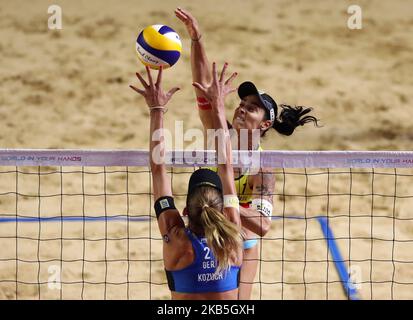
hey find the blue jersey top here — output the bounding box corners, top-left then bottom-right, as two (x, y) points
(165, 229), (240, 294)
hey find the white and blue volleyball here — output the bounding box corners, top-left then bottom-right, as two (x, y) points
(136, 24), (182, 69)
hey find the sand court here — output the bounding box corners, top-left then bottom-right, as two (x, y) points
(0, 0), (412, 299)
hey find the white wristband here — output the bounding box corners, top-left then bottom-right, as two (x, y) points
(223, 195), (239, 212)
(251, 198), (273, 220)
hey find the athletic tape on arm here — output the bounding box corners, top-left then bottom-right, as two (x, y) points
(224, 195), (239, 212)
(251, 198), (273, 220)
(197, 96), (212, 110)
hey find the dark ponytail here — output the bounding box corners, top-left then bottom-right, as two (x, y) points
(272, 104), (320, 136)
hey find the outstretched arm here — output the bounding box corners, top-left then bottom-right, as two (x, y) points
(193, 62), (239, 225)
(239, 170), (274, 237)
(129, 66), (183, 236)
(175, 8), (215, 140)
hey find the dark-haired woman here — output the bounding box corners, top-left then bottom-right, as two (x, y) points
(176, 7), (320, 299)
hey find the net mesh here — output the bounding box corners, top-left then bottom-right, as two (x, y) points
(0, 150), (413, 299)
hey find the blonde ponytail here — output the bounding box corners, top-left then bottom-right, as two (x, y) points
(187, 186), (242, 273)
(200, 206), (242, 273)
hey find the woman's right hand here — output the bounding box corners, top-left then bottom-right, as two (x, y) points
(174, 7), (202, 41)
(129, 66), (180, 109)
(192, 62), (237, 111)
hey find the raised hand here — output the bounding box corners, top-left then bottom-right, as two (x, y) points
(174, 7), (201, 41)
(129, 66), (180, 109)
(192, 62), (238, 110)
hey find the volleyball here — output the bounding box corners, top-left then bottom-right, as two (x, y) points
(136, 24), (182, 69)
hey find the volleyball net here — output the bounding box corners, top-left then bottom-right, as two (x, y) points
(0, 149), (413, 300)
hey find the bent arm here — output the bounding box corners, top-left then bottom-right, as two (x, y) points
(239, 170), (274, 236)
(239, 206), (271, 237)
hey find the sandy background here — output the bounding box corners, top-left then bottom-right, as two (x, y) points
(0, 0), (412, 299)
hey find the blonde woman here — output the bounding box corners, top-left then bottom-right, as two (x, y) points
(130, 63), (242, 299)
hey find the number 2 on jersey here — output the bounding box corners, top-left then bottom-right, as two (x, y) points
(203, 247), (211, 260)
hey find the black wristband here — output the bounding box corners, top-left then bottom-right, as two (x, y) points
(154, 196), (176, 219)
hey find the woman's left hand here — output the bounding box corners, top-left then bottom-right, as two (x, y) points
(192, 62), (237, 110)
(130, 66), (180, 108)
